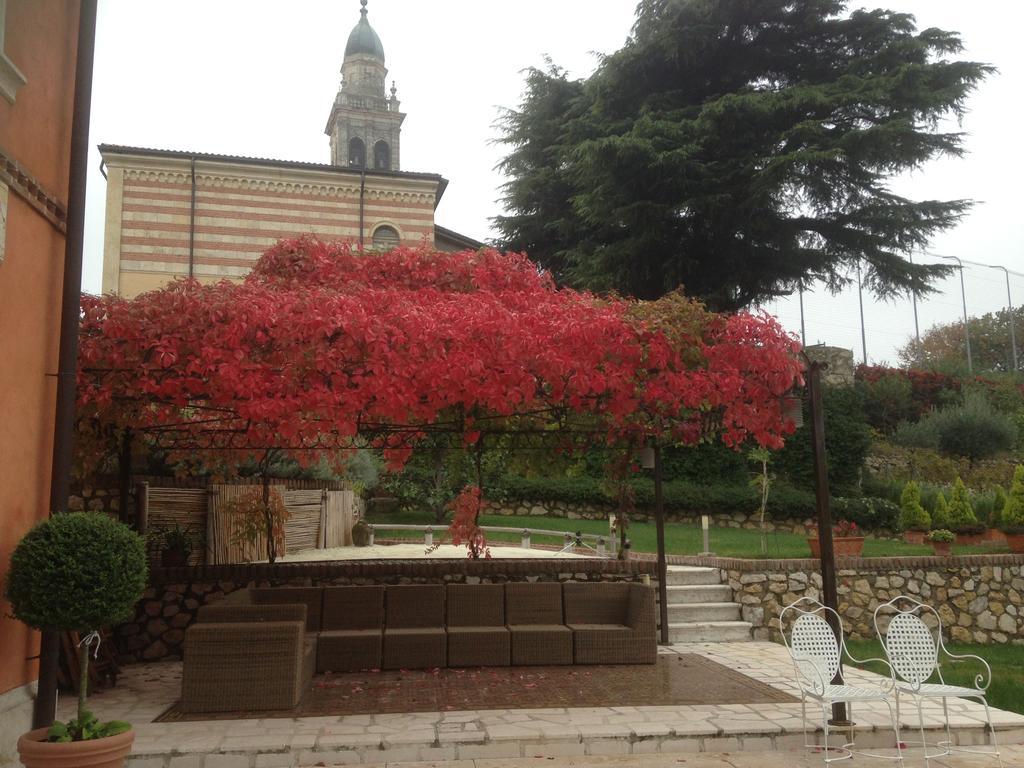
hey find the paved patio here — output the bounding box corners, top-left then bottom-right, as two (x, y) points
(62, 641), (1024, 768)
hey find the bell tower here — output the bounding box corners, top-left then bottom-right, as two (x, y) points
(326, 0), (404, 171)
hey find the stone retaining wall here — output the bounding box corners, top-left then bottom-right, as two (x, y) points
(116, 558), (655, 663)
(713, 554), (1024, 645)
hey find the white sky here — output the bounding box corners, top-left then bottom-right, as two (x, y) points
(84, 0), (1024, 366)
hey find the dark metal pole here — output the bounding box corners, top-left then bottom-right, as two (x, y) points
(807, 359), (848, 725)
(909, 252), (921, 348)
(34, 0), (98, 730)
(118, 429), (133, 525)
(653, 445), (669, 645)
(856, 262), (867, 365)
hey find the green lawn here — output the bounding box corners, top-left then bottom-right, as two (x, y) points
(845, 638), (1024, 716)
(365, 511), (1008, 559)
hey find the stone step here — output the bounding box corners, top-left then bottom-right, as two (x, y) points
(664, 566), (722, 586)
(666, 601), (742, 623)
(663, 584), (734, 604)
(667, 620), (753, 643)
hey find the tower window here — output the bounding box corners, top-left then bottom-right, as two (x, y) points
(348, 137), (366, 168)
(373, 140), (391, 170)
(371, 225), (400, 251)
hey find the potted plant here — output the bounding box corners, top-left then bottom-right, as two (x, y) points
(999, 465), (1024, 554)
(807, 519), (865, 557)
(351, 519), (371, 546)
(152, 523), (192, 567)
(5, 512), (147, 768)
(927, 528), (956, 557)
(899, 480), (931, 544)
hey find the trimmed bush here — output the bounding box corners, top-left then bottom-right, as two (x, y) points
(1000, 466), (1024, 533)
(991, 485), (1009, 529)
(774, 384), (872, 494)
(947, 477), (981, 534)
(5, 512), (147, 632)
(899, 481), (931, 532)
(931, 492), (951, 530)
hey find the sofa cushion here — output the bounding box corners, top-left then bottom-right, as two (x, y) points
(322, 585), (384, 631)
(251, 587), (323, 632)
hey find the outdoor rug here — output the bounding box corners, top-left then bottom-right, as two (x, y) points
(155, 654), (796, 721)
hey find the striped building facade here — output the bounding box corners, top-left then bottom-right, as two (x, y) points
(98, 2), (480, 298)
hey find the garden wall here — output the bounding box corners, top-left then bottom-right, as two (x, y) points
(115, 558), (655, 663)
(695, 553), (1024, 645)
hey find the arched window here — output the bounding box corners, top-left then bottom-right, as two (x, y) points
(373, 140), (391, 170)
(371, 225), (400, 251)
(348, 137), (366, 168)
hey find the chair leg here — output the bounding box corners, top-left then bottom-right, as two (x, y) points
(801, 693), (810, 750)
(979, 695), (1003, 768)
(882, 697), (905, 767)
(942, 697), (952, 756)
(916, 696), (931, 768)
(822, 703), (832, 766)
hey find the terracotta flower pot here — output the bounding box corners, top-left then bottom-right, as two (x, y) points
(984, 528), (1007, 544)
(903, 530), (926, 545)
(807, 536), (865, 558)
(18, 728), (133, 768)
(931, 541), (953, 557)
(1006, 533), (1024, 554)
(954, 531), (986, 547)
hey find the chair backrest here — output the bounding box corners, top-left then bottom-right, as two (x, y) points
(874, 596), (939, 686)
(505, 582), (564, 625)
(780, 597), (842, 695)
(386, 584), (444, 628)
(251, 587), (323, 632)
(446, 584), (504, 627)
(322, 585), (385, 631)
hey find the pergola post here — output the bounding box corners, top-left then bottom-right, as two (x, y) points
(654, 445), (669, 645)
(807, 359), (849, 725)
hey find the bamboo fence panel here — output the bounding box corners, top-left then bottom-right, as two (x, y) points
(324, 490), (358, 547)
(144, 487), (207, 566)
(282, 489), (323, 553)
(208, 483), (286, 564)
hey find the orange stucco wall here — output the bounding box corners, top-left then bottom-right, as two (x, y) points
(0, 0), (79, 697)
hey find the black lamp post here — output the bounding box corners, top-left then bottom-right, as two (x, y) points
(805, 357), (850, 726)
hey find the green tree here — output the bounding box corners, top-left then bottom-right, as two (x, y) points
(991, 485), (1008, 529)
(1000, 466), (1024, 532)
(899, 480), (930, 532)
(495, 0), (990, 310)
(898, 307), (1024, 374)
(946, 477), (979, 533)
(931, 491), (950, 530)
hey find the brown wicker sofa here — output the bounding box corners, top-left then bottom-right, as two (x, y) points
(181, 581), (656, 710)
(563, 582), (656, 664)
(181, 602), (314, 712)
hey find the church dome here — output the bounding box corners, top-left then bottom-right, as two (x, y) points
(344, 0), (385, 61)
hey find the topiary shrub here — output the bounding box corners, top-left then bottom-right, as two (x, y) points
(946, 477), (982, 534)
(1000, 466), (1024, 534)
(931, 492), (950, 530)
(990, 485), (1009, 529)
(5, 512), (146, 741)
(898, 481), (930, 532)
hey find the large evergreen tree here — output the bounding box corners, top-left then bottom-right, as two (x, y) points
(494, 0), (991, 311)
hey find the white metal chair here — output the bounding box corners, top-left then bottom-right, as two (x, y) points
(874, 595), (1002, 767)
(780, 597), (904, 766)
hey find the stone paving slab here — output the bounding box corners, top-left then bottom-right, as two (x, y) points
(59, 642), (1024, 768)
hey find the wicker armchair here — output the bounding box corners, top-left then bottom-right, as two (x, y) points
(383, 584), (446, 669)
(563, 582), (656, 664)
(505, 582), (572, 665)
(317, 586), (385, 672)
(250, 586), (323, 632)
(446, 584), (510, 667)
(181, 603), (314, 712)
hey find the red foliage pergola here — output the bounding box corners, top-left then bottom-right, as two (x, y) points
(78, 238), (803, 471)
